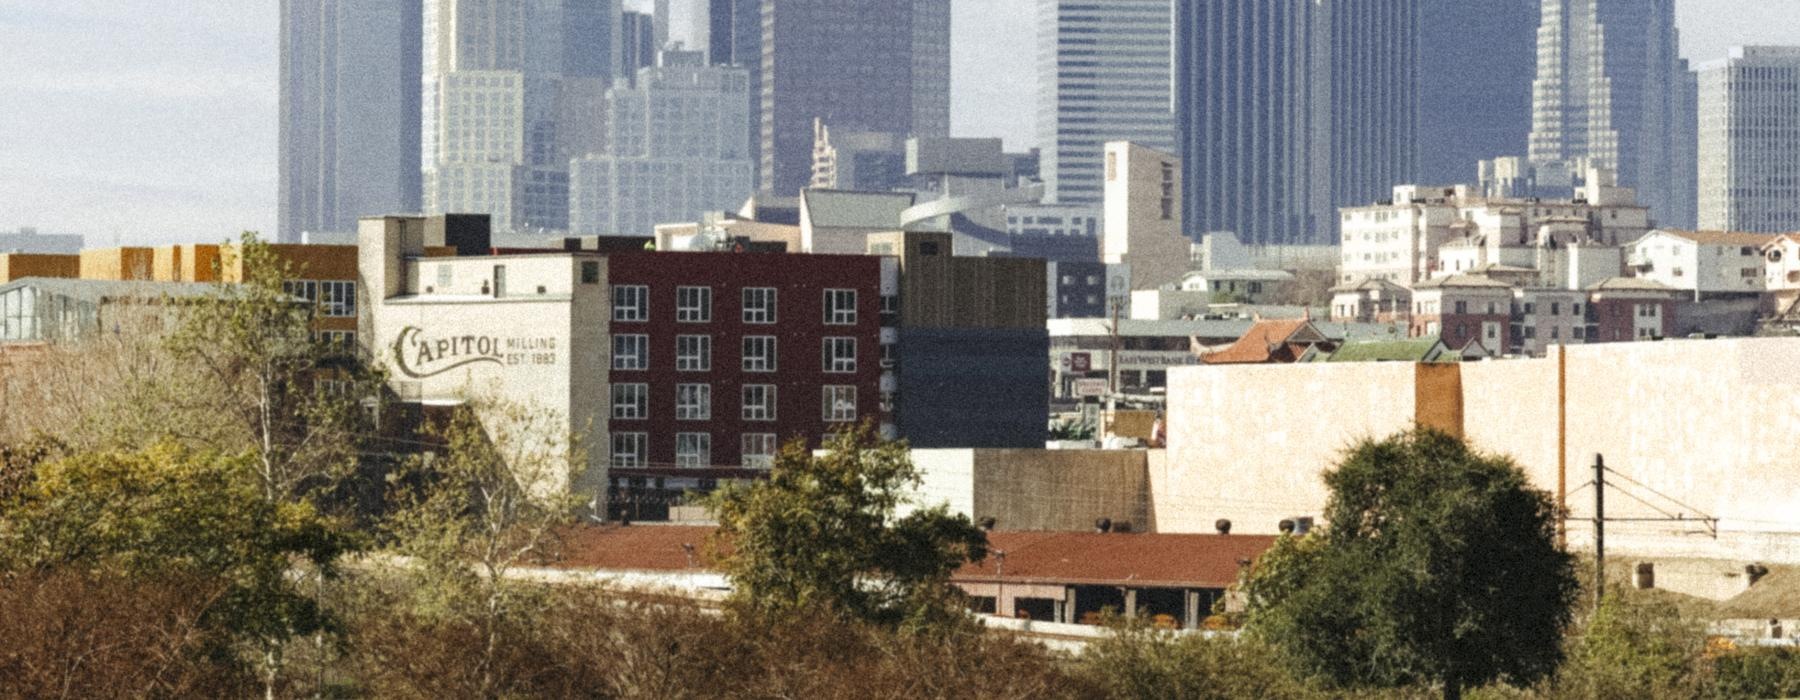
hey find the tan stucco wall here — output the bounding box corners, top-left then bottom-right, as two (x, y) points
(1161, 362), (1421, 534)
(1162, 339), (1800, 563)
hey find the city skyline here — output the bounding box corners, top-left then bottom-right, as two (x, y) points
(3, 0), (1799, 245)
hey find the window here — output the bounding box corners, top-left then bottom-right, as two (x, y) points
(613, 285), (648, 321)
(675, 433), (711, 468)
(677, 286), (712, 322)
(823, 386), (856, 422)
(742, 287), (776, 323)
(1454, 301), (1467, 314)
(612, 334), (648, 370)
(611, 383), (648, 419)
(283, 280), (317, 305)
(742, 384), (776, 421)
(1550, 327), (1560, 340)
(321, 281), (356, 317)
(1574, 326), (1585, 340)
(676, 384), (711, 420)
(824, 289), (857, 324)
(676, 335), (711, 371)
(319, 330), (355, 353)
(437, 265), (453, 289)
(580, 261), (600, 284)
(823, 337), (856, 373)
(742, 336), (777, 372)
(742, 434), (777, 469)
(492, 265), (506, 297)
(1551, 302), (1561, 316)
(610, 433), (646, 468)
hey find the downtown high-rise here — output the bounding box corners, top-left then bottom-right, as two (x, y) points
(420, 0), (620, 234)
(279, 0), (422, 243)
(756, 0), (951, 197)
(1175, 1), (1539, 246)
(1035, 0), (1177, 206)
(1698, 47), (1800, 233)
(1528, 0), (1694, 227)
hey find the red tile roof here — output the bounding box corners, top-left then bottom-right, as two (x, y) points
(551, 526), (1277, 590)
(961, 531), (1276, 589)
(1199, 318), (1320, 365)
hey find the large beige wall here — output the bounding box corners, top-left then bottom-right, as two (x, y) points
(1161, 362), (1421, 534)
(1478, 340), (1800, 562)
(1161, 338), (1800, 563)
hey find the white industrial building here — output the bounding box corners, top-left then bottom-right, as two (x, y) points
(1698, 46), (1800, 233)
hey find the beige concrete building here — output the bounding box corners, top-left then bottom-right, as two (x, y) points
(1102, 142), (1190, 294)
(1160, 338), (1800, 564)
(1339, 176), (1649, 286)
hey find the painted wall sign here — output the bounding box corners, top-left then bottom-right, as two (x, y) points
(392, 325), (559, 379)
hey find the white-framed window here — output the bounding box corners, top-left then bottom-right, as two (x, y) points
(742, 287), (776, 324)
(742, 336), (777, 372)
(823, 385), (856, 422)
(611, 383), (648, 419)
(321, 280), (356, 317)
(612, 334), (648, 370)
(612, 284), (648, 321)
(676, 335), (712, 371)
(676, 384), (711, 420)
(676, 286), (712, 322)
(742, 433), (777, 469)
(823, 337), (856, 373)
(742, 384), (776, 421)
(824, 289), (857, 325)
(610, 432), (646, 468)
(284, 280), (318, 305)
(676, 433), (711, 468)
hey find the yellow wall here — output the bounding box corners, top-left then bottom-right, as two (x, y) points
(0, 254), (79, 283)
(78, 247), (155, 281)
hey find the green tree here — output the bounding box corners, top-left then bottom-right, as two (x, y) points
(705, 423), (988, 629)
(1557, 588), (1708, 699)
(1244, 429), (1579, 700)
(0, 442), (348, 691)
(164, 232), (378, 505)
(383, 398), (582, 696)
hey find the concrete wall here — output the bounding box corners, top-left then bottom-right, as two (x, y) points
(1161, 361), (1421, 534)
(908, 448), (1150, 532)
(1161, 338), (1800, 563)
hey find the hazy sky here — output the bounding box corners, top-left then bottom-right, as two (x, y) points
(1, 0), (1797, 245)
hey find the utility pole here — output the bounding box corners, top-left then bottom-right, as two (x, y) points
(1593, 453), (1606, 606)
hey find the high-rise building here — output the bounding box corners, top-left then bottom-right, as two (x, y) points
(707, 0), (758, 67)
(1698, 47), (1800, 233)
(424, 0), (615, 234)
(1176, 1), (1539, 246)
(1175, 1), (1330, 246)
(758, 0), (951, 197)
(1035, 0), (1176, 206)
(1528, 0), (1693, 227)
(279, 0), (422, 243)
(620, 11), (658, 79)
(569, 51), (753, 236)
(1415, 1), (1538, 186)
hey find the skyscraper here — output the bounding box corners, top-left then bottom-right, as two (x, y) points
(422, 0), (617, 234)
(1175, 1), (1539, 245)
(1175, 1), (1331, 246)
(707, 0), (758, 67)
(1416, 1), (1538, 186)
(1035, 1), (1176, 207)
(279, 0), (422, 243)
(569, 51), (753, 236)
(1528, 0), (1693, 227)
(757, 0), (951, 197)
(1698, 47), (1800, 232)
(620, 11), (658, 79)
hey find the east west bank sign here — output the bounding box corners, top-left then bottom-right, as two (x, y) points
(393, 326), (561, 379)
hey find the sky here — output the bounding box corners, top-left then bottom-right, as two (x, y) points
(1, 0), (1797, 246)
